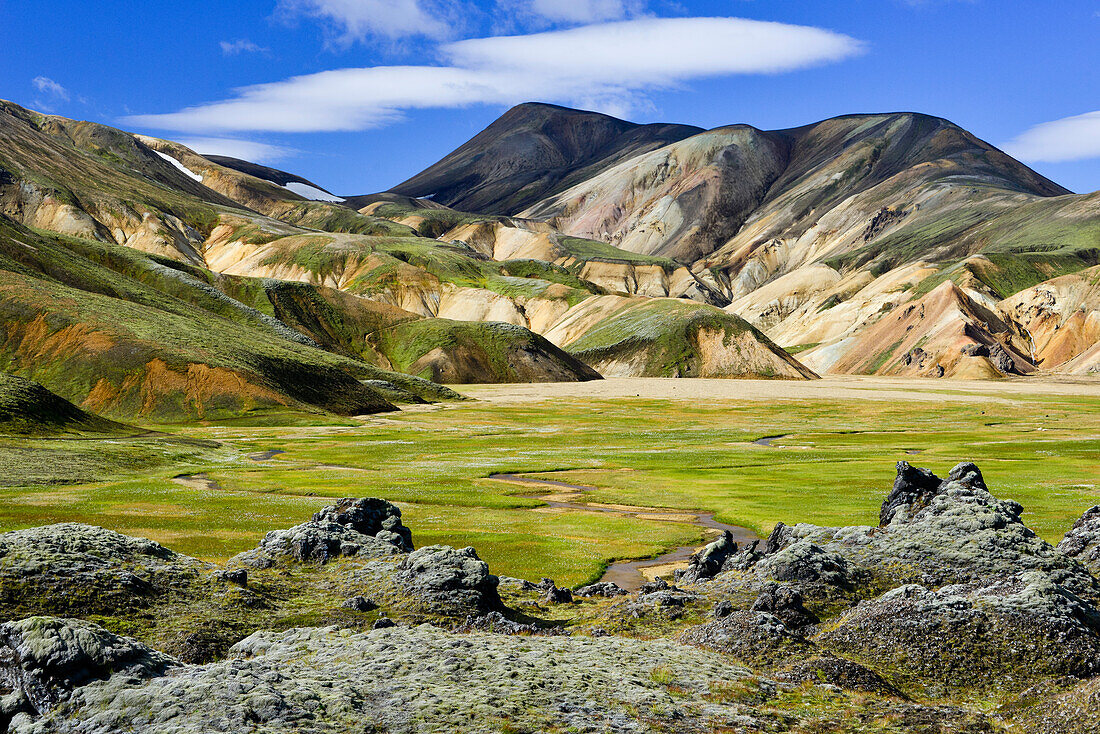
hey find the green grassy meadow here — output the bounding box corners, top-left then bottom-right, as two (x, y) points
(1, 382), (1097, 586)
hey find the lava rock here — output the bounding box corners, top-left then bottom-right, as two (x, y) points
(680, 530), (738, 583)
(542, 585), (573, 604)
(0, 524), (208, 618)
(372, 617), (396, 629)
(749, 462), (1097, 602)
(215, 569), (247, 586)
(312, 498), (413, 552)
(1058, 505), (1100, 576)
(680, 610), (815, 666)
(235, 498), (413, 567)
(750, 583), (819, 630)
(880, 460), (948, 526)
(0, 617), (176, 719)
(393, 546), (501, 616)
(776, 655), (905, 698)
(458, 612), (548, 635)
(342, 596), (378, 612)
(818, 572), (1100, 689)
(574, 582), (628, 598)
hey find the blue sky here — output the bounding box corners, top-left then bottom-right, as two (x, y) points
(2, 0), (1098, 196)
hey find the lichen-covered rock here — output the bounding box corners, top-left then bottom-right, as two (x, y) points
(1058, 505), (1100, 577)
(392, 546), (501, 616)
(680, 530), (738, 583)
(15, 624), (777, 733)
(0, 617), (176, 723)
(575, 582), (628, 598)
(741, 462), (1099, 602)
(0, 524), (208, 617)
(680, 610), (815, 666)
(754, 541), (857, 588)
(234, 498), (412, 567)
(817, 571), (1100, 689)
(776, 654), (903, 698)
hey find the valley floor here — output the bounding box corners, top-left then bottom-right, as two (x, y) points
(1, 376), (1097, 586)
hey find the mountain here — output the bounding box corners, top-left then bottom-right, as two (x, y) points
(396, 105), (1099, 378)
(0, 98), (819, 426)
(387, 102), (703, 215)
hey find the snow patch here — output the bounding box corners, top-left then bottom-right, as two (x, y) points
(154, 151), (203, 183)
(284, 181), (344, 203)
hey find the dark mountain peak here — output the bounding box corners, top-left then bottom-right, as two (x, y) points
(387, 103), (703, 214)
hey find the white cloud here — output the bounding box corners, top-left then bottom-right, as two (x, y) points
(1003, 111), (1100, 163)
(172, 137), (294, 163)
(512, 0), (645, 23)
(125, 17), (863, 134)
(220, 39), (268, 55)
(32, 76), (69, 101)
(276, 0), (466, 42)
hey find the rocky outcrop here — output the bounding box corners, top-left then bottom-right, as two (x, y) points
(0, 617), (176, 727)
(749, 583), (819, 630)
(818, 572), (1100, 688)
(680, 530), (739, 583)
(575, 582), (628, 598)
(392, 546), (501, 616)
(680, 611), (815, 666)
(4, 623), (797, 734)
(1059, 506), (1100, 577)
(0, 524), (208, 617)
(749, 462), (1098, 601)
(235, 498), (412, 567)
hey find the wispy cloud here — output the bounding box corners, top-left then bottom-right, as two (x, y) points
(220, 39), (268, 55)
(1003, 111), (1100, 163)
(172, 137), (295, 163)
(276, 0), (469, 43)
(125, 17), (863, 134)
(32, 76), (69, 101)
(502, 0), (646, 24)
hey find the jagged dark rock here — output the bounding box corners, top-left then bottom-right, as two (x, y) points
(680, 530), (738, 583)
(312, 498), (414, 552)
(736, 462), (1095, 602)
(234, 497), (412, 567)
(749, 583), (819, 630)
(542, 585), (573, 604)
(1058, 505), (1100, 576)
(393, 545), (501, 616)
(215, 569), (247, 586)
(880, 461), (945, 526)
(341, 595), (378, 612)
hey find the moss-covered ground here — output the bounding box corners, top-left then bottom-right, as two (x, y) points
(0, 379), (1096, 586)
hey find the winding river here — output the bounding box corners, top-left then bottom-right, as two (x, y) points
(488, 473), (758, 590)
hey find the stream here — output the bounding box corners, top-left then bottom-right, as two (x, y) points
(175, 452), (760, 591)
(489, 473), (759, 591)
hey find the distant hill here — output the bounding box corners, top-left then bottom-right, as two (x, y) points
(0, 372), (130, 435)
(390, 104), (1098, 378)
